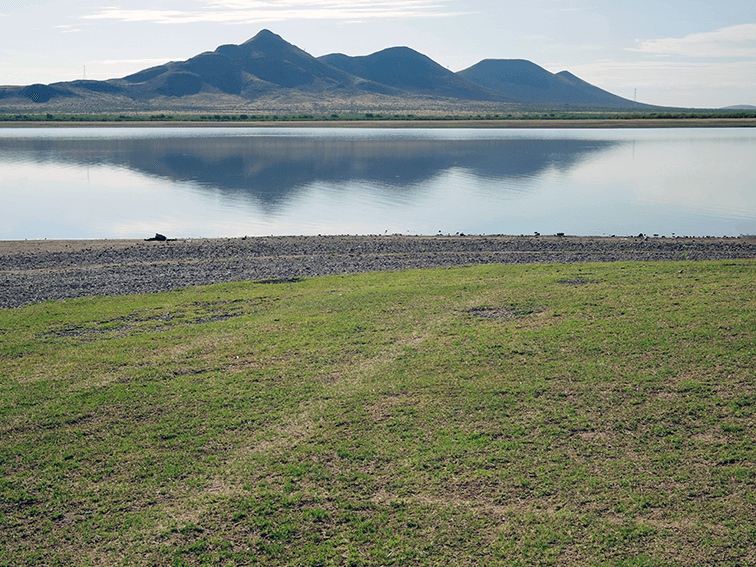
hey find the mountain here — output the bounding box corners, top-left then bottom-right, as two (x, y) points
(457, 59), (643, 108)
(0, 30), (397, 109)
(318, 48), (512, 102)
(120, 29), (367, 98)
(0, 29), (645, 111)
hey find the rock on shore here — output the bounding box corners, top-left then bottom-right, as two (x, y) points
(1, 234), (754, 309)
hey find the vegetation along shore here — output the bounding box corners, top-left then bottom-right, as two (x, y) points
(0, 233), (754, 565)
(1, 111), (756, 129)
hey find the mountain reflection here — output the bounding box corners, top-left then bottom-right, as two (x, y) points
(0, 132), (622, 212)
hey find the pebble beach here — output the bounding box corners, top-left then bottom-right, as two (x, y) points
(2, 234), (755, 309)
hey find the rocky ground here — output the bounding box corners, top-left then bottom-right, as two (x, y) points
(1, 234), (754, 309)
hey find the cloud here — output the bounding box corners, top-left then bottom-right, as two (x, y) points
(55, 24), (82, 33)
(630, 24), (756, 58)
(81, 0), (468, 25)
(564, 59), (756, 108)
(569, 60), (756, 89)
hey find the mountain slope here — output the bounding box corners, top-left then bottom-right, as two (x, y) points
(457, 59), (642, 108)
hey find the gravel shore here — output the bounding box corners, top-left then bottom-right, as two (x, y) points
(2, 234), (754, 309)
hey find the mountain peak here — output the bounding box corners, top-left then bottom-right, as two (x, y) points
(243, 29), (288, 48)
(238, 28), (312, 61)
(246, 29), (281, 40)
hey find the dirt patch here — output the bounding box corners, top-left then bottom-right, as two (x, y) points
(468, 306), (542, 319)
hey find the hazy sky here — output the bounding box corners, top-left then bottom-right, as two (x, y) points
(1, 0), (754, 108)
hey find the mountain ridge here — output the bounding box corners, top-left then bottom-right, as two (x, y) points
(317, 47), (514, 102)
(457, 59), (636, 107)
(0, 29), (652, 112)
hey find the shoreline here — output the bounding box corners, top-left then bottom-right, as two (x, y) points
(2, 234), (754, 310)
(0, 233), (752, 252)
(2, 118), (756, 129)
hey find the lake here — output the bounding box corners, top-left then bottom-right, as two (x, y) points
(1, 126), (754, 239)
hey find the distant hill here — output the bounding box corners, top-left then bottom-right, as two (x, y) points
(720, 104), (756, 110)
(457, 59), (644, 108)
(0, 29), (648, 112)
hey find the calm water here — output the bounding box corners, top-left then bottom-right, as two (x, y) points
(1, 127), (754, 239)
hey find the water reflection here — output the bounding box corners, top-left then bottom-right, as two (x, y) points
(0, 132), (620, 213)
(1, 128), (754, 239)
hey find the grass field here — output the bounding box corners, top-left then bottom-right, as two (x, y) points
(1, 260), (755, 566)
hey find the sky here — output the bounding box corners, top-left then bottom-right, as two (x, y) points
(1, 0), (754, 109)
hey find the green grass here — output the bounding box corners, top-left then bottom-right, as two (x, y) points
(1, 261), (755, 566)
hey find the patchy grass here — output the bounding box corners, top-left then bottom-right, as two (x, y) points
(1, 261), (755, 566)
